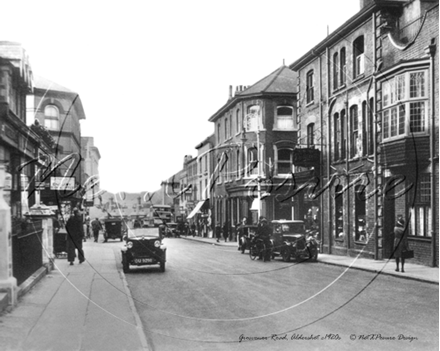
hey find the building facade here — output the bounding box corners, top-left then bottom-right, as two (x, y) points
(81, 136), (101, 206)
(289, 0), (438, 266)
(209, 66), (301, 233)
(27, 75), (86, 213)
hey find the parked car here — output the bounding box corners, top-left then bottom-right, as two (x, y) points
(102, 218), (128, 242)
(238, 225), (258, 254)
(270, 220), (319, 262)
(121, 228), (167, 273)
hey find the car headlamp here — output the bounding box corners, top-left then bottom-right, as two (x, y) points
(284, 241), (291, 246)
(127, 241), (133, 249)
(154, 240), (161, 247)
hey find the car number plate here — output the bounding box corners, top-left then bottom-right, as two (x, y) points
(134, 258), (154, 264)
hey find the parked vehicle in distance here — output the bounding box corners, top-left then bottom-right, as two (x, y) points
(121, 228), (167, 273)
(270, 220), (319, 262)
(165, 222), (178, 237)
(238, 225), (258, 254)
(102, 218), (128, 242)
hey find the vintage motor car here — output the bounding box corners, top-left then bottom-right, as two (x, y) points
(270, 220), (319, 262)
(165, 222), (178, 237)
(238, 225), (258, 254)
(121, 228), (166, 273)
(102, 218), (128, 242)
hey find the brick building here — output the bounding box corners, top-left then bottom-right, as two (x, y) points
(289, 0), (438, 266)
(208, 66), (301, 231)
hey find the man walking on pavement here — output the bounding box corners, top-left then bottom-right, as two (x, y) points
(91, 217), (103, 242)
(66, 208), (85, 265)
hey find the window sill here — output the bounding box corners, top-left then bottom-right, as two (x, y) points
(272, 127), (296, 132)
(352, 73), (365, 83)
(305, 101), (315, 107)
(408, 236), (432, 242)
(353, 240), (367, 246)
(334, 238), (345, 243)
(332, 84), (346, 95)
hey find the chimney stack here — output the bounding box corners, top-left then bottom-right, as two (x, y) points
(229, 85), (233, 99)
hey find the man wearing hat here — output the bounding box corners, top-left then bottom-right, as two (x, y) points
(255, 216), (272, 261)
(66, 208), (85, 265)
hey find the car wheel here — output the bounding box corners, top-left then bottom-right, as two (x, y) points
(281, 249), (291, 262)
(122, 254), (130, 273)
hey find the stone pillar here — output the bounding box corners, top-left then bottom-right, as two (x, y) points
(0, 164), (17, 306)
(26, 204), (55, 271)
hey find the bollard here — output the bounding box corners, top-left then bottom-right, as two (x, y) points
(0, 164), (18, 307)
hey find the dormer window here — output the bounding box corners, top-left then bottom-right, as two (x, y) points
(44, 105), (59, 130)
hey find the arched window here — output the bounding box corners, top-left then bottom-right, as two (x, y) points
(225, 118), (228, 139)
(362, 101), (367, 156)
(44, 105), (59, 130)
(217, 123), (221, 144)
(353, 36), (365, 78)
(306, 70), (314, 103)
(341, 109), (346, 159)
(236, 149), (240, 179)
(350, 105), (359, 158)
(236, 109), (240, 133)
(275, 105), (294, 130)
(333, 112), (340, 161)
(340, 47), (346, 85)
(333, 52), (339, 90)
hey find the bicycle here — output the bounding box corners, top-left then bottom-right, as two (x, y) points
(249, 237), (270, 261)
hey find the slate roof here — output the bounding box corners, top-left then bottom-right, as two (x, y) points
(209, 65), (297, 122)
(33, 75), (75, 94)
(236, 65), (297, 96)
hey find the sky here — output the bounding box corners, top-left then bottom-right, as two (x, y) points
(1, 0), (360, 194)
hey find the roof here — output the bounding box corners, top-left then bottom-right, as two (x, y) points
(208, 65), (297, 122)
(34, 75), (75, 94)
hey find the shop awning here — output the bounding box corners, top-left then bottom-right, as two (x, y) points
(187, 200), (207, 219)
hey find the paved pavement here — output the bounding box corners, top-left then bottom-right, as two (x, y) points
(0, 235), (437, 351)
(0, 240), (149, 351)
(180, 235), (439, 284)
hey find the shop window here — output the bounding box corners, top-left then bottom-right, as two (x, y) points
(354, 185), (367, 242)
(44, 105), (59, 130)
(410, 173), (432, 237)
(275, 105), (294, 130)
(334, 185), (344, 239)
(381, 70), (427, 141)
(353, 35), (365, 78)
(306, 70), (314, 104)
(277, 148), (293, 175)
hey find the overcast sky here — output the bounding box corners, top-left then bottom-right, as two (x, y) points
(1, 0), (359, 194)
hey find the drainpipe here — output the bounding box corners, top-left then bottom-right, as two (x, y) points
(319, 51), (324, 255)
(325, 46), (333, 255)
(425, 43), (436, 267)
(372, 11), (379, 260)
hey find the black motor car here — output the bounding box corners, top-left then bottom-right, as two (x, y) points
(165, 222), (178, 237)
(238, 225), (258, 253)
(121, 228), (166, 273)
(271, 220), (319, 262)
(102, 218), (127, 242)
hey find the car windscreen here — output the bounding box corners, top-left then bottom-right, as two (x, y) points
(274, 223), (305, 233)
(127, 228), (160, 238)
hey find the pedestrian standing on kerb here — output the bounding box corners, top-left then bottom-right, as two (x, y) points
(394, 217), (408, 272)
(91, 217), (103, 242)
(66, 208), (85, 265)
(223, 221), (229, 242)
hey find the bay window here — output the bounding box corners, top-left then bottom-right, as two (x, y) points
(276, 148), (294, 175)
(381, 70), (428, 141)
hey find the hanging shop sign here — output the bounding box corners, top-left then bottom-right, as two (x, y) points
(292, 148), (320, 168)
